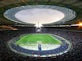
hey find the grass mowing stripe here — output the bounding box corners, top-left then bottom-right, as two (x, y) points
(16, 34), (61, 45)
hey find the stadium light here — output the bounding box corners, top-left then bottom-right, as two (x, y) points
(35, 22), (42, 32)
(78, 22), (82, 27)
(71, 22), (82, 27)
(35, 22), (43, 28)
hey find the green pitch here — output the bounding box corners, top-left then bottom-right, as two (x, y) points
(16, 34), (62, 46)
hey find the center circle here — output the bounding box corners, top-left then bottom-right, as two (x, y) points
(15, 8), (65, 25)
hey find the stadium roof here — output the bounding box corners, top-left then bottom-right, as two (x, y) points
(0, 0), (82, 25)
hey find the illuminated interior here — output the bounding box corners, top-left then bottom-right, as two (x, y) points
(15, 8), (65, 27)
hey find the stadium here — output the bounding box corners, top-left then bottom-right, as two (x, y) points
(0, 0), (82, 61)
(8, 33), (71, 57)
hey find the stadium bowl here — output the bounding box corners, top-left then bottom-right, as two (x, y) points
(8, 33), (71, 57)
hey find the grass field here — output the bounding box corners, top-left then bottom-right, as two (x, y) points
(16, 34), (61, 46)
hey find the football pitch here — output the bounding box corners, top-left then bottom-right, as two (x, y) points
(16, 34), (62, 46)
